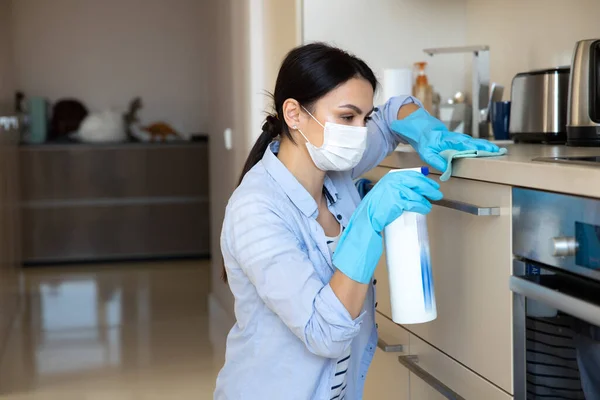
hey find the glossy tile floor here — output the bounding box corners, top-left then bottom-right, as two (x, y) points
(0, 261), (224, 399)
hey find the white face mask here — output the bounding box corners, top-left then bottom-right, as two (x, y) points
(297, 107), (368, 172)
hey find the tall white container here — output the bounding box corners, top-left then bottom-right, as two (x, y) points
(383, 167), (437, 324)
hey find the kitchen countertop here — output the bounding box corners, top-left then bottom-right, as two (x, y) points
(380, 143), (600, 198)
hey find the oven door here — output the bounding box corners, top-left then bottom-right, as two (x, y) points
(512, 259), (600, 400)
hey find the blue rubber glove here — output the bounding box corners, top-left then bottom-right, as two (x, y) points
(390, 108), (500, 172)
(333, 171), (443, 284)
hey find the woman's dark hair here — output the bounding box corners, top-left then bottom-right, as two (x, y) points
(222, 42), (378, 282)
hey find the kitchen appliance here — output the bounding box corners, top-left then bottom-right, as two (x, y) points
(567, 39), (600, 146)
(509, 67), (570, 144)
(512, 188), (600, 399)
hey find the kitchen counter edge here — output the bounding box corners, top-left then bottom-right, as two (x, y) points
(379, 144), (600, 198)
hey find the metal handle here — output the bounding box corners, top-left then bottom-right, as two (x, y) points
(509, 276), (600, 326)
(423, 45), (490, 56)
(398, 355), (465, 400)
(377, 337), (404, 353)
(432, 199), (500, 216)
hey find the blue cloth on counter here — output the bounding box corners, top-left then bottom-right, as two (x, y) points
(390, 108), (501, 172)
(215, 95), (419, 400)
(439, 148), (508, 181)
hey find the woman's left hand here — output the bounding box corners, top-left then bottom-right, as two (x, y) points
(390, 107), (500, 172)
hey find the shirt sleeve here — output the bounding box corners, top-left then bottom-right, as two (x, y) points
(351, 95), (423, 179)
(223, 193), (365, 359)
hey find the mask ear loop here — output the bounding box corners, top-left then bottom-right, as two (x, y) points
(298, 105), (327, 147)
(296, 128), (311, 145)
(301, 105), (325, 129)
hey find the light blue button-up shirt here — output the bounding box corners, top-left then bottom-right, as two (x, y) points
(215, 96), (417, 400)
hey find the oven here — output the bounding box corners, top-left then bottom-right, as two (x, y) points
(512, 188), (600, 400)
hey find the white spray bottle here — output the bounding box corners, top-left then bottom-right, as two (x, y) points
(383, 167), (437, 324)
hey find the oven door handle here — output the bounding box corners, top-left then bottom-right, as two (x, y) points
(510, 276), (600, 326)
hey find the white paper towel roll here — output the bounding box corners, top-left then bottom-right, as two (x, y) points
(383, 68), (413, 101)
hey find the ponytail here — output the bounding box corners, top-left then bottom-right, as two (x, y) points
(221, 114), (282, 282)
(237, 115), (281, 185)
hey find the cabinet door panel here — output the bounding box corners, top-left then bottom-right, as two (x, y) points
(364, 312), (409, 400)
(409, 178), (512, 393)
(408, 334), (512, 400)
(409, 373), (447, 400)
(363, 167), (513, 393)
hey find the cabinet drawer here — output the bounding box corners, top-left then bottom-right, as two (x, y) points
(20, 144), (209, 200)
(364, 312), (410, 399)
(407, 334), (512, 400)
(411, 177), (512, 393)
(376, 310), (409, 355)
(22, 201), (210, 262)
(365, 168), (513, 393)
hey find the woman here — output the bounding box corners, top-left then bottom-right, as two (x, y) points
(215, 43), (499, 400)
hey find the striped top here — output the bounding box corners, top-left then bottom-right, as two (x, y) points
(326, 225), (349, 400)
(325, 224), (343, 254)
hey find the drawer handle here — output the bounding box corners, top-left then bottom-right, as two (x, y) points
(398, 355), (465, 400)
(377, 337), (404, 353)
(432, 199), (500, 216)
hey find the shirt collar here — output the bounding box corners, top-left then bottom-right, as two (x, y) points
(262, 142), (338, 217)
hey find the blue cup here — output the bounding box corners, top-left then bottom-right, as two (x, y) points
(491, 101), (511, 140)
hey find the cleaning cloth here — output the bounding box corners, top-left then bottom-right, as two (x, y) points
(440, 148), (507, 181)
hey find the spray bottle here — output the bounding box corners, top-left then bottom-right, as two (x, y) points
(383, 167), (437, 324)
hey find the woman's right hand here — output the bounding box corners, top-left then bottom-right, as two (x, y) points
(363, 170), (443, 232)
(333, 171), (443, 284)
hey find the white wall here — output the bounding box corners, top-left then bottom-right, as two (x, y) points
(304, 0), (600, 105)
(0, 0), (15, 112)
(466, 0), (600, 96)
(303, 0), (469, 105)
(9, 0), (210, 135)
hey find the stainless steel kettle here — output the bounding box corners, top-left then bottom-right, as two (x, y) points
(567, 39), (600, 146)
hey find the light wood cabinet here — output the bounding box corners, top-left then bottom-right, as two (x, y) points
(410, 177), (512, 393)
(363, 315), (513, 400)
(363, 312), (410, 399)
(407, 334), (512, 400)
(363, 167), (513, 394)
(409, 375), (447, 400)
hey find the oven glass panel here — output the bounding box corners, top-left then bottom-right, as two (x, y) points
(523, 264), (600, 399)
(576, 222), (600, 270)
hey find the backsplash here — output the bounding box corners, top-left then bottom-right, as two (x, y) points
(466, 0), (600, 98)
(304, 0), (600, 104)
